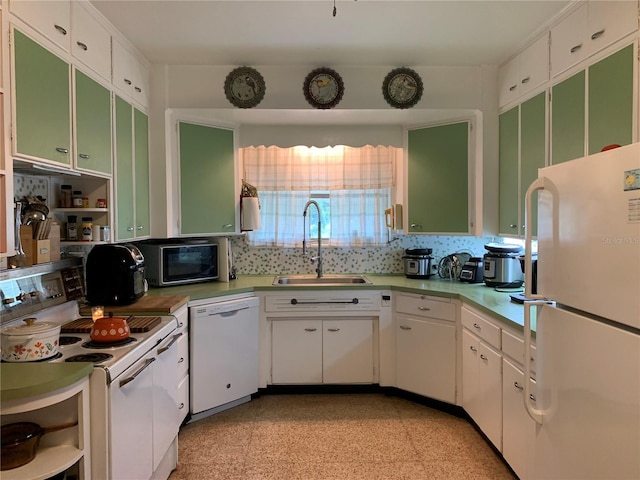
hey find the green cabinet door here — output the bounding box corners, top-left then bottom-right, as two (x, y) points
(75, 69), (112, 175)
(179, 122), (236, 235)
(551, 70), (585, 164)
(134, 109), (150, 238)
(408, 122), (469, 233)
(520, 92), (546, 237)
(498, 107), (519, 235)
(588, 44), (634, 154)
(115, 96), (134, 241)
(13, 29), (71, 165)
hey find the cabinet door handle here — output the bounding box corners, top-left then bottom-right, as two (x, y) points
(327, 328), (340, 332)
(570, 44), (582, 54)
(157, 333), (183, 355)
(178, 357), (185, 363)
(418, 306), (430, 311)
(178, 402), (185, 410)
(223, 223), (233, 228)
(124, 78), (132, 85)
(400, 325), (412, 330)
(135, 86), (142, 93)
(137, 225), (144, 230)
(127, 226), (134, 232)
(469, 345), (477, 352)
(56, 147), (69, 154)
(509, 224), (517, 228)
(529, 394), (536, 402)
(590, 29), (605, 40)
(410, 223), (422, 229)
(79, 153), (90, 159)
(76, 41), (88, 51)
(521, 76), (530, 84)
(304, 328), (317, 332)
(119, 357), (155, 387)
(480, 354), (488, 361)
(54, 24), (67, 35)
(509, 84), (517, 92)
(514, 381), (524, 391)
(473, 323), (481, 330)
(178, 321), (184, 328)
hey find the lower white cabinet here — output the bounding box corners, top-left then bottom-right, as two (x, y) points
(174, 306), (189, 424)
(462, 327), (503, 450)
(271, 318), (374, 384)
(502, 358), (536, 480)
(396, 315), (456, 403)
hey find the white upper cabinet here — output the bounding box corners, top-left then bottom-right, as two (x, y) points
(71, 2), (111, 81)
(550, 1), (638, 78)
(498, 33), (549, 107)
(112, 37), (150, 107)
(9, 0), (71, 51)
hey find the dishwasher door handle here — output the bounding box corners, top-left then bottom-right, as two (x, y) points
(290, 298), (359, 305)
(210, 307), (250, 317)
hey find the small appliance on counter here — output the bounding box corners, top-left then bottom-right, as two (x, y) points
(509, 254), (539, 303)
(482, 243), (524, 288)
(86, 244), (146, 305)
(402, 248), (433, 279)
(459, 257), (484, 283)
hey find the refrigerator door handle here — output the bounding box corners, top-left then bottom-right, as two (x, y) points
(524, 176), (557, 299)
(524, 300), (548, 424)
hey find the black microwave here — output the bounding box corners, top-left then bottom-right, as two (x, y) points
(136, 241), (218, 287)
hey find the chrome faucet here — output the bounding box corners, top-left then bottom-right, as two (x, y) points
(302, 200), (323, 278)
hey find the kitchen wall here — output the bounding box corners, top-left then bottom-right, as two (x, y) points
(229, 234), (496, 275)
(148, 63), (500, 239)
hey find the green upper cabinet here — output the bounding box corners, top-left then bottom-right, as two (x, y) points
(178, 122), (236, 235)
(551, 70), (585, 165)
(134, 109), (150, 238)
(13, 29), (71, 166)
(74, 69), (112, 175)
(114, 97), (150, 241)
(551, 44), (634, 164)
(499, 92), (546, 237)
(588, 44), (634, 155)
(407, 122), (470, 234)
(498, 107), (519, 235)
(115, 96), (134, 241)
(519, 93), (546, 237)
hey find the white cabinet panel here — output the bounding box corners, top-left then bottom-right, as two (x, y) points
(498, 33), (549, 107)
(71, 2), (111, 81)
(461, 306), (501, 348)
(323, 319), (374, 384)
(112, 37), (150, 107)
(271, 319), (323, 384)
(395, 293), (455, 321)
(9, 0), (71, 51)
(396, 315), (456, 403)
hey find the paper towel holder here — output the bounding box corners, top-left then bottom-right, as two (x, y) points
(241, 180), (262, 231)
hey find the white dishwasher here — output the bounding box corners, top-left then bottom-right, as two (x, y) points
(190, 296), (260, 416)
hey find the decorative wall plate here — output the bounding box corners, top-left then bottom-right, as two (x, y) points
(382, 67), (423, 109)
(224, 66), (266, 108)
(303, 67), (344, 109)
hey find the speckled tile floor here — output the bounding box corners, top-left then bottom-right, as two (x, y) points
(169, 394), (517, 480)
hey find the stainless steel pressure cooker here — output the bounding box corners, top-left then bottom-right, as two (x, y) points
(482, 243), (524, 288)
(403, 248), (433, 279)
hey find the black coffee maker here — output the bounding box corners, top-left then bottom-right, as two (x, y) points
(86, 244), (146, 305)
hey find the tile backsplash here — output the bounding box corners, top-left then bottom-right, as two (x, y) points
(229, 234), (500, 276)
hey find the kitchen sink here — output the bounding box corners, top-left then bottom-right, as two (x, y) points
(272, 275), (372, 286)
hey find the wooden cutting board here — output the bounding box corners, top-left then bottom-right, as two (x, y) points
(61, 316), (161, 333)
(79, 295), (188, 316)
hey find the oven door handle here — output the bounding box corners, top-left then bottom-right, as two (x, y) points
(119, 357), (155, 388)
(157, 332), (183, 356)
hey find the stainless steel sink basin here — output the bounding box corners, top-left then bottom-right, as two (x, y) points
(272, 275), (372, 286)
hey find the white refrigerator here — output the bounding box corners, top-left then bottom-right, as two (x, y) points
(523, 142), (640, 479)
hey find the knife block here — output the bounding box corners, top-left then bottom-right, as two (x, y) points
(20, 226), (52, 265)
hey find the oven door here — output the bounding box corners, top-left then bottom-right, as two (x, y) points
(110, 354), (156, 480)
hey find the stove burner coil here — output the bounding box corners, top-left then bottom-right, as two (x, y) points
(59, 336), (83, 346)
(65, 353), (113, 364)
(81, 337), (138, 349)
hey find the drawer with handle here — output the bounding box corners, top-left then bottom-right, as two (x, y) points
(395, 293), (456, 321)
(461, 305), (501, 348)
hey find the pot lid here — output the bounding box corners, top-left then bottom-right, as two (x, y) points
(1, 318), (61, 336)
(405, 248), (433, 256)
(484, 243), (523, 254)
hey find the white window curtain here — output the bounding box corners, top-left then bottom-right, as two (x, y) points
(242, 145), (400, 247)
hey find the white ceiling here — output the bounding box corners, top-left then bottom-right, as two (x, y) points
(90, 0), (572, 67)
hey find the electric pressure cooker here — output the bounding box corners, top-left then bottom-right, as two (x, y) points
(403, 248), (433, 279)
(482, 243), (524, 288)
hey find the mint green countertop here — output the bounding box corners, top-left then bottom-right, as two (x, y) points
(147, 274), (528, 332)
(1, 363), (93, 402)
